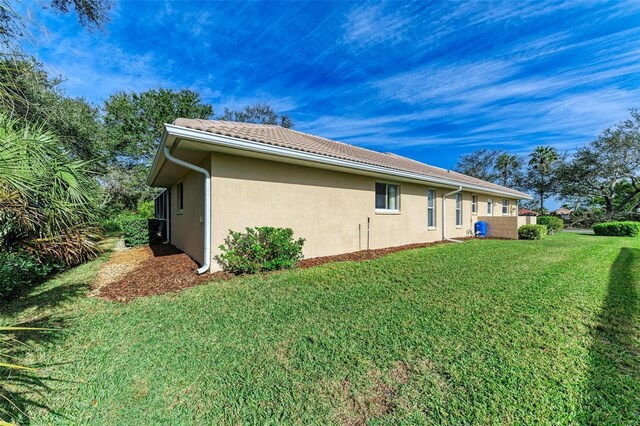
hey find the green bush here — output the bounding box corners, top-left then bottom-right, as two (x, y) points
(593, 221), (640, 237)
(218, 227), (305, 274)
(121, 218), (149, 247)
(518, 224), (548, 240)
(136, 200), (155, 219)
(0, 251), (49, 300)
(537, 216), (564, 234)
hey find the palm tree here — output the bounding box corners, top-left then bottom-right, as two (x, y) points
(495, 153), (520, 187)
(0, 115), (101, 265)
(528, 146), (559, 213)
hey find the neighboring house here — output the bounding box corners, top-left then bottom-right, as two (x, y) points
(519, 208), (540, 216)
(552, 208), (573, 220)
(148, 119), (533, 273)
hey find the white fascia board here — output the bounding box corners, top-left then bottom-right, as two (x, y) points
(150, 124), (533, 200)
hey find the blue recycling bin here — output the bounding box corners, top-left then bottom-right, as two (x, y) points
(475, 221), (487, 238)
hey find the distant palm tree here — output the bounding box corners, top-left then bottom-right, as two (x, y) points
(495, 153), (520, 187)
(528, 146), (559, 213)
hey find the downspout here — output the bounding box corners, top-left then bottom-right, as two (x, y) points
(162, 147), (211, 274)
(443, 186), (464, 243)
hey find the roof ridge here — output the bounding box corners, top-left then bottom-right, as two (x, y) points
(170, 118), (531, 198)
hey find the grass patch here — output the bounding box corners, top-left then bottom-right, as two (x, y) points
(1, 233), (638, 424)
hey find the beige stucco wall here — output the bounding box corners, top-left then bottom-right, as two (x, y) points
(204, 153), (520, 271)
(168, 156), (208, 266)
(477, 214), (533, 239)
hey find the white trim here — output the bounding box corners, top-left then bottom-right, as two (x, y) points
(162, 147), (211, 275)
(471, 194), (478, 215)
(427, 188), (436, 229)
(375, 182), (400, 212)
(443, 186), (464, 243)
(148, 125), (533, 200)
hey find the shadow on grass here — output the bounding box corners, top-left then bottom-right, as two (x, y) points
(1, 326), (72, 425)
(0, 282), (90, 318)
(583, 247), (640, 424)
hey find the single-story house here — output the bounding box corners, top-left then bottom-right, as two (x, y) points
(148, 119), (534, 273)
(519, 208), (540, 217)
(552, 208), (573, 220)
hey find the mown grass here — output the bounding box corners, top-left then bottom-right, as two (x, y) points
(1, 233), (638, 425)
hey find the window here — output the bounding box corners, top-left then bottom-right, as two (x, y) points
(177, 182), (184, 213)
(487, 198), (493, 215)
(471, 195), (478, 214)
(427, 189), (436, 228)
(375, 183), (399, 211)
(455, 193), (462, 226)
(502, 199), (509, 215)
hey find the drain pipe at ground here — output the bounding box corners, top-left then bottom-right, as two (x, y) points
(443, 185), (464, 243)
(162, 147), (211, 274)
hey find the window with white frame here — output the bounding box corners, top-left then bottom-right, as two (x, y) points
(455, 193), (462, 226)
(487, 198), (493, 215)
(471, 195), (478, 214)
(375, 182), (399, 211)
(427, 189), (436, 228)
(177, 182), (184, 213)
(502, 198), (509, 215)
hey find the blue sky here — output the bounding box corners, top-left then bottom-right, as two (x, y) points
(23, 0), (640, 173)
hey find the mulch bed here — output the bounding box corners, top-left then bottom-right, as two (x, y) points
(98, 237), (498, 302)
(97, 244), (232, 302)
(296, 240), (452, 269)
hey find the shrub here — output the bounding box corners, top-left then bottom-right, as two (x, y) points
(218, 227), (305, 274)
(593, 221), (640, 237)
(121, 218), (149, 247)
(537, 216), (563, 234)
(101, 217), (122, 233)
(0, 251), (49, 300)
(518, 224), (548, 240)
(136, 200), (155, 219)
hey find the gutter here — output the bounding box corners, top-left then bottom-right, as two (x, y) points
(147, 125), (533, 201)
(443, 186), (464, 243)
(162, 146), (211, 274)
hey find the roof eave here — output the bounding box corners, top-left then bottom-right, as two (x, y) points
(148, 124), (533, 200)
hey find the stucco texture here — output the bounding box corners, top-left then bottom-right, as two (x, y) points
(199, 153), (519, 271)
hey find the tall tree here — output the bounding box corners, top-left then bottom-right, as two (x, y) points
(220, 103), (293, 128)
(454, 149), (502, 183)
(495, 153), (523, 188)
(454, 149), (524, 189)
(0, 0), (112, 45)
(102, 88), (214, 209)
(528, 146), (560, 213)
(555, 110), (640, 218)
(0, 54), (103, 162)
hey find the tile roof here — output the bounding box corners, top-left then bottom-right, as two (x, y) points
(173, 118), (530, 198)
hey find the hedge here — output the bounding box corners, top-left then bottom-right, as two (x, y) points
(593, 221), (640, 237)
(0, 251), (50, 300)
(121, 218), (149, 247)
(518, 224), (548, 240)
(537, 216), (564, 234)
(218, 227), (305, 274)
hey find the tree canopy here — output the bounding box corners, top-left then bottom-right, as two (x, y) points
(555, 110), (640, 216)
(0, 0), (112, 45)
(454, 149), (524, 190)
(220, 103), (294, 128)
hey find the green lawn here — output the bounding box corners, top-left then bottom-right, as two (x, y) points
(1, 233), (638, 425)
